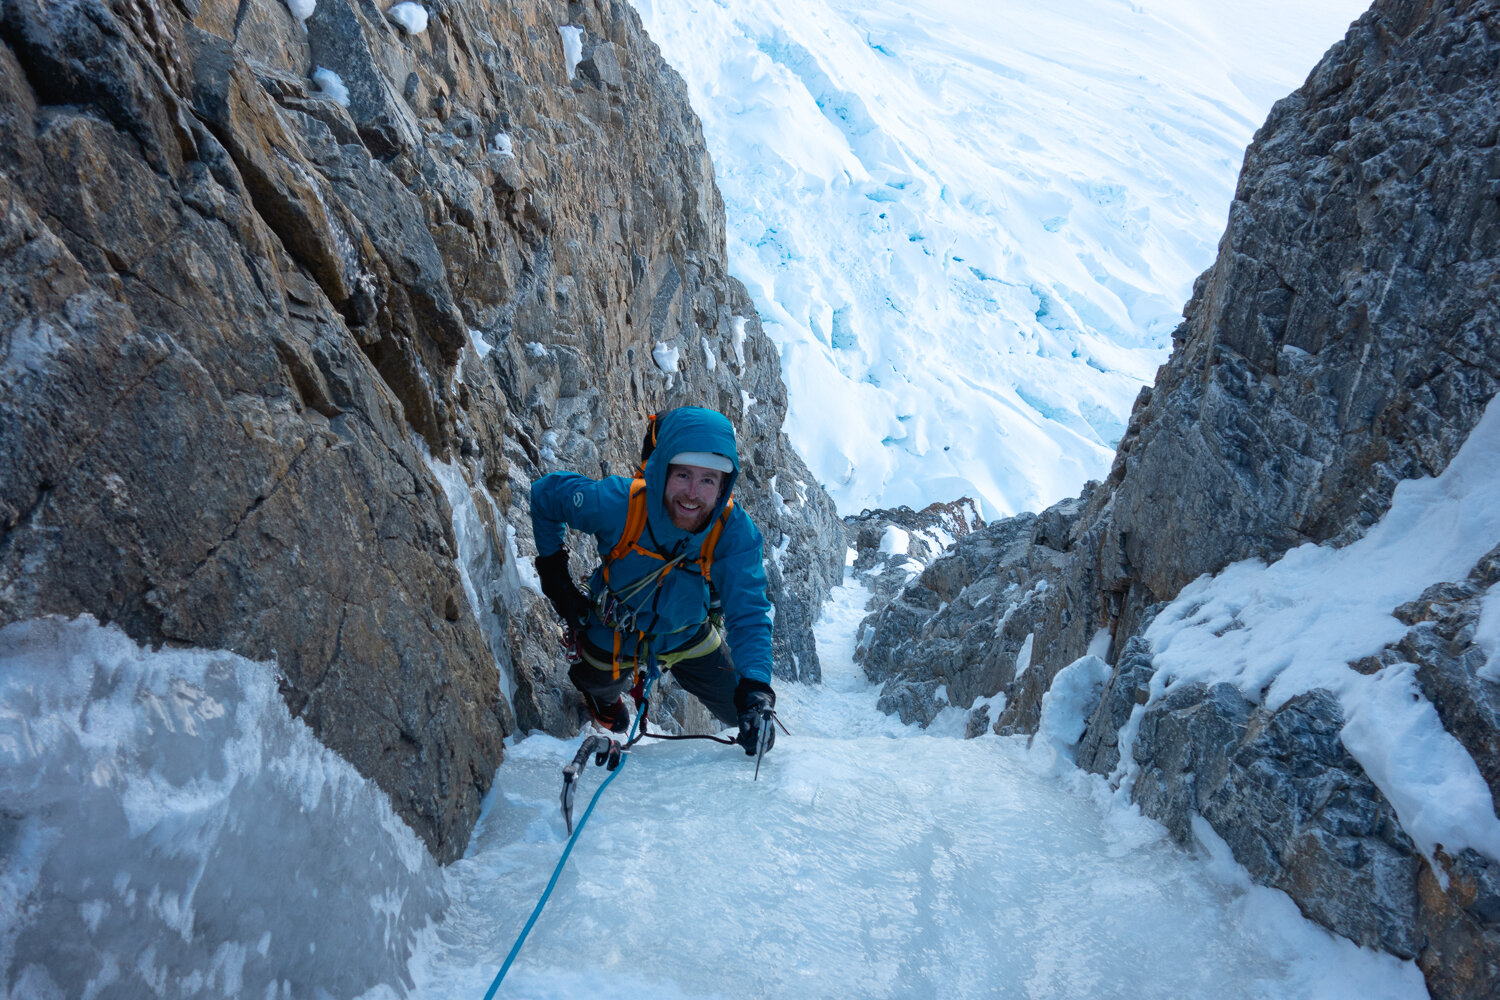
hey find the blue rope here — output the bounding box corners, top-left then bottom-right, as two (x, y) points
(482, 669), (658, 999)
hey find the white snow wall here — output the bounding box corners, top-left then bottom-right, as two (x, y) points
(0, 616), (445, 998)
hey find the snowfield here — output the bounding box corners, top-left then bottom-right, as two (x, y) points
(633, 0), (1371, 518)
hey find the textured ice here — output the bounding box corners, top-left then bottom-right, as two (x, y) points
(0, 616), (444, 998)
(426, 454), (523, 701)
(409, 576), (1426, 999)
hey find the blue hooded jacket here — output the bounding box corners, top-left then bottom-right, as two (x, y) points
(530, 407), (774, 684)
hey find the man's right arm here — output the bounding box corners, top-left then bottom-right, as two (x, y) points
(529, 472), (620, 555)
(530, 472), (622, 627)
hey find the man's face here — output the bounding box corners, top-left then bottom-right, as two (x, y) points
(663, 463), (726, 532)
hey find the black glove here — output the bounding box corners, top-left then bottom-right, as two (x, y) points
(534, 549), (590, 627)
(734, 677), (776, 756)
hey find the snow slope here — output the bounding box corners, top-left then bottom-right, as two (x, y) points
(409, 574), (1426, 999)
(631, 0), (1371, 517)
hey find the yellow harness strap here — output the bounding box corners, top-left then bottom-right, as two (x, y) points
(580, 626), (724, 676)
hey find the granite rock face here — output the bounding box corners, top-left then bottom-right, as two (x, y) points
(0, 0), (841, 883)
(859, 0), (1500, 992)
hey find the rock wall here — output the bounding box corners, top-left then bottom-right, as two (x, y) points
(0, 0), (841, 867)
(857, 0), (1500, 993)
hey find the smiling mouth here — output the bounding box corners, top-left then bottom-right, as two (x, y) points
(671, 498), (708, 526)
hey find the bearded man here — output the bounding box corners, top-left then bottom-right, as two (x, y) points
(529, 406), (777, 755)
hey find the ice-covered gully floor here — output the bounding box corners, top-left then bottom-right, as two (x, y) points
(410, 575), (1425, 1000)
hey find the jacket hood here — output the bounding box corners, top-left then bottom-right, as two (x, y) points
(642, 407), (740, 548)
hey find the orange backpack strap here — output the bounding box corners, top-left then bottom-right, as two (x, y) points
(697, 497), (733, 579)
(606, 479), (651, 573)
(632, 413), (660, 478)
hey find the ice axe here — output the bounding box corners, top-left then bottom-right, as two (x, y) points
(560, 734), (624, 834)
(753, 705), (790, 781)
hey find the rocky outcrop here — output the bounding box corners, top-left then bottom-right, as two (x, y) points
(1072, 554), (1500, 990)
(1134, 682), (1425, 958)
(842, 498), (985, 727)
(859, 0), (1500, 993)
(0, 0), (841, 877)
(845, 498), (982, 606)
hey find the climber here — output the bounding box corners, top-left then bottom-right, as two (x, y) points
(529, 406), (777, 758)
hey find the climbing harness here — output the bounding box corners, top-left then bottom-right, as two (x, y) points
(582, 475), (734, 684)
(573, 621), (723, 675)
(600, 482), (729, 607)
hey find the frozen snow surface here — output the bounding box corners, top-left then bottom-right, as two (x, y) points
(409, 573), (1426, 999)
(0, 616), (443, 998)
(559, 25), (585, 81)
(653, 340), (682, 373)
(388, 1), (429, 35)
(312, 66), (350, 107)
(1142, 396), (1500, 866)
(632, 0), (1370, 517)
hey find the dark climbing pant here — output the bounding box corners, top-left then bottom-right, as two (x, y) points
(569, 625), (740, 726)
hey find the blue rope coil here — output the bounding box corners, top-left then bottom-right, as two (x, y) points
(482, 670), (658, 999)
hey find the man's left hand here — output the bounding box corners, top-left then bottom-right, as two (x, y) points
(734, 678), (776, 756)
